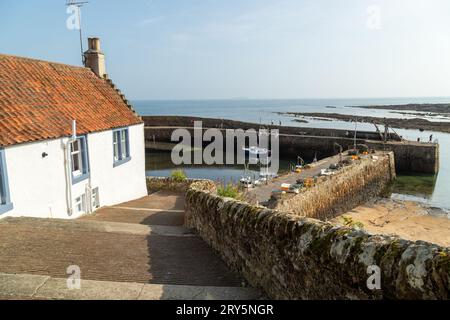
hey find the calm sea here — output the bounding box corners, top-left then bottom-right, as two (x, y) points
(134, 98), (450, 212)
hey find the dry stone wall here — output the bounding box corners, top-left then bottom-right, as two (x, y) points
(185, 183), (450, 300)
(146, 177), (216, 194)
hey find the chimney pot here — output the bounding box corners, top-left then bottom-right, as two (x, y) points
(88, 38), (101, 51)
(84, 37), (107, 78)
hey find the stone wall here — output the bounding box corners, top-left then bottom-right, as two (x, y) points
(185, 183), (450, 300)
(146, 177), (216, 194)
(367, 141), (439, 174)
(144, 124), (439, 174)
(270, 153), (396, 221)
(143, 115), (400, 140)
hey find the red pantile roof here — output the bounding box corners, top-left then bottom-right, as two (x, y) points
(0, 54), (143, 147)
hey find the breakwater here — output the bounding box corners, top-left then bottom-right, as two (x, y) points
(143, 116), (439, 174)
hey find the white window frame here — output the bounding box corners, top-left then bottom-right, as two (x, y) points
(92, 187), (100, 209)
(70, 136), (90, 185)
(71, 139), (83, 177)
(113, 131), (120, 162)
(113, 128), (131, 167)
(75, 194), (86, 214)
(120, 129), (128, 159)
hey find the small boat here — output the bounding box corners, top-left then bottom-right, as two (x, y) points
(253, 179), (263, 186)
(320, 169), (336, 176)
(240, 176), (254, 188)
(242, 146), (269, 157)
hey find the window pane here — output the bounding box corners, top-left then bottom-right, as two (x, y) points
(113, 132), (120, 161)
(71, 138), (84, 175)
(114, 142), (119, 161)
(72, 153), (80, 172)
(121, 129), (128, 158)
(121, 138), (127, 158)
(71, 140), (79, 152)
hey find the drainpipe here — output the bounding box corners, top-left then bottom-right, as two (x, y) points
(85, 155), (93, 215)
(64, 120), (77, 217)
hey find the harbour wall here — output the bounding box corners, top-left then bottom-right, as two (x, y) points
(144, 116), (439, 174)
(143, 116), (401, 141)
(269, 152), (396, 220)
(185, 180), (450, 300)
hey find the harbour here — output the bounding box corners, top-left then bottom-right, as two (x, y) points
(140, 102), (447, 211)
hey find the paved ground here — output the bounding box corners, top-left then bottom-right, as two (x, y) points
(0, 273), (259, 300)
(0, 191), (261, 300)
(81, 191), (186, 226)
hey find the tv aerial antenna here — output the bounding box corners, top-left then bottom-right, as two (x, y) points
(66, 0), (89, 64)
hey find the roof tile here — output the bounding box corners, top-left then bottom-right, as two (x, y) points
(0, 54), (142, 147)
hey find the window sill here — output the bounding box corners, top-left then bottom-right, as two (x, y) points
(72, 173), (90, 185)
(113, 157), (131, 168)
(0, 202), (13, 215)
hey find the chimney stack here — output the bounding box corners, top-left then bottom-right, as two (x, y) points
(84, 38), (107, 78)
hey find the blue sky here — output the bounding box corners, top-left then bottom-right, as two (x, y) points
(1, 0), (450, 100)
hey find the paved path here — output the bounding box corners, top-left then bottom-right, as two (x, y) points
(0, 273), (259, 300)
(0, 191), (262, 300)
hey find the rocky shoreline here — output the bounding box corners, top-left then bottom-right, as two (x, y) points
(347, 103), (450, 114)
(278, 112), (450, 133)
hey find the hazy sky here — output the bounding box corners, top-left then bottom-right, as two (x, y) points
(1, 0), (450, 100)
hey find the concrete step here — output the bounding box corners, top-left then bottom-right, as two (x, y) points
(0, 273), (263, 300)
(0, 217), (196, 237)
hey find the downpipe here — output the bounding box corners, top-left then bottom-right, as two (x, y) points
(64, 120), (77, 217)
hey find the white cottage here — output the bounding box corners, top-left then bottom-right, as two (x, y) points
(0, 38), (147, 219)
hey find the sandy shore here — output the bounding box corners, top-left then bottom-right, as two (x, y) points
(331, 199), (450, 247)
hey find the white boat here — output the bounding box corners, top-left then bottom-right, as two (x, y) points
(253, 179), (263, 186)
(240, 176), (254, 188)
(320, 168), (336, 176)
(242, 146), (269, 156)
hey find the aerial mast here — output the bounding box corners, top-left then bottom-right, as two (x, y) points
(66, 0), (89, 64)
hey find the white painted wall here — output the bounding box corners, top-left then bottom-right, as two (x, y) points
(1, 123), (147, 219)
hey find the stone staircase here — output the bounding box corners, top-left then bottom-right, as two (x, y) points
(0, 191), (262, 300)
